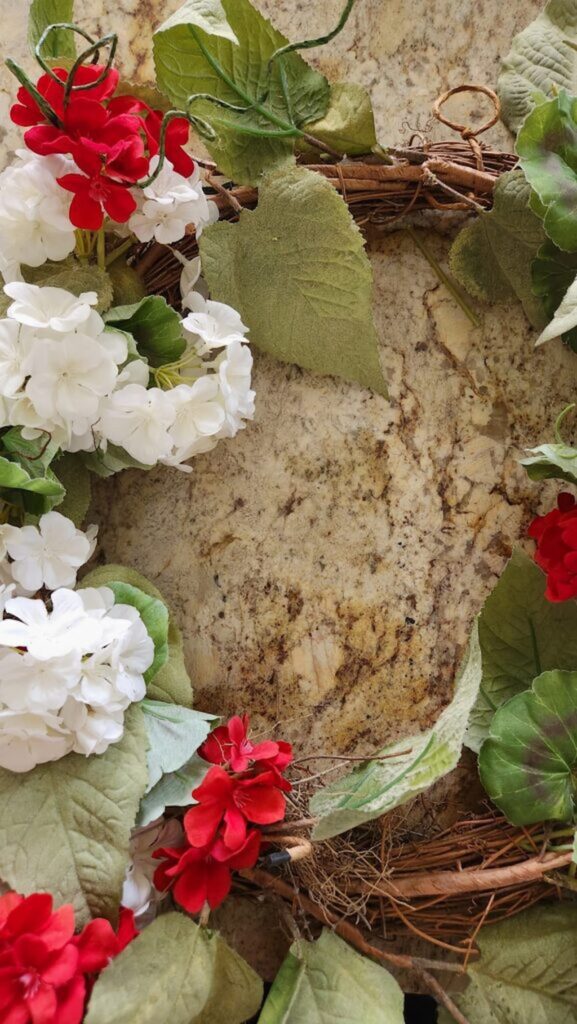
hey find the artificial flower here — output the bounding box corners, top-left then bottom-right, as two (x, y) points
(97, 384), (176, 464)
(181, 293), (249, 353)
(4, 511), (97, 591)
(61, 699), (125, 756)
(200, 714), (292, 774)
(528, 492), (577, 601)
(216, 341), (256, 435)
(122, 818), (184, 919)
(153, 829), (261, 914)
(0, 319), (30, 397)
(184, 765), (287, 851)
(0, 708), (71, 772)
(129, 160), (217, 244)
(0, 151), (76, 269)
(167, 377), (225, 450)
(3, 282), (98, 333)
(0, 589), (104, 661)
(24, 334), (119, 428)
(57, 170), (137, 230)
(0, 650), (80, 712)
(10, 65), (119, 131)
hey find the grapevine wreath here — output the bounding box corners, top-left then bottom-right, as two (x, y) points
(0, 0), (577, 1022)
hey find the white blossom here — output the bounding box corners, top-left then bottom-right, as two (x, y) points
(61, 698), (125, 756)
(0, 709), (72, 772)
(98, 384), (176, 464)
(216, 340), (255, 434)
(0, 589), (104, 661)
(24, 335), (119, 433)
(129, 159), (218, 244)
(0, 650), (80, 712)
(122, 818), (184, 919)
(181, 293), (248, 353)
(4, 512), (97, 592)
(0, 151), (76, 270)
(0, 320), (32, 398)
(4, 282), (98, 333)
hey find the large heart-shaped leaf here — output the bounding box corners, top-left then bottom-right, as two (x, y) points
(85, 912), (263, 1024)
(258, 930), (404, 1024)
(466, 548), (577, 752)
(0, 705), (147, 926)
(479, 669), (577, 825)
(153, 0), (330, 185)
(79, 565), (193, 707)
(521, 442), (577, 485)
(200, 164), (386, 395)
(498, 0), (577, 134)
(141, 699), (214, 790)
(104, 296), (185, 367)
(310, 623), (482, 840)
(438, 905), (577, 1024)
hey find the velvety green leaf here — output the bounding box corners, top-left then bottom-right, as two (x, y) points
(466, 548), (577, 753)
(153, 0), (329, 185)
(104, 296), (184, 367)
(438, 905), (577, 1024)
(517, 91), (577, 252)
(105, 583), (169, 685)
(82, 444), (152, 479)
(52, 454), (92, 526)
(300, 83), (377, 157)
(498, 0), (577, 134)
(79, 565), (193, 707)
(22, 260), (113, 313)
(532, 241), (577, 350)
(141, 699), (214, 790)
(449, 170), (547, 327)
(259, 930), (404, 1024)
(137, 754), (209, 826)
(0, 456), (64, 497)
(201, 164), (386, 395)
(521, 442), (577, 484)
(107, 259), (147, 307)
(28, 0), (76, 59)
(85, 912), (263, 1024)
(479, 669), (577, 825)
(0, 705), (146, 926)
(311, 623), (482, 840)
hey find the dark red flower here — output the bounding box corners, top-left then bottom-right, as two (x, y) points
(10, 66), (119, 129)
(153, 830), (261, 914)
(57, 171), (137, 229)
(144, 110), (194, 177)
(0, 892), (135, 1024)
(185, 765), (288, 851)
(200, 715), (291, 774)
(528, 492), (577, 601)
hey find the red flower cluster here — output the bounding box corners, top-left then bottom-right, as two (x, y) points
(10, 66), (193, 230)
(153, 715), (292, 914)
(528, 492), (577, 602)
(0, 891), (136, 1024)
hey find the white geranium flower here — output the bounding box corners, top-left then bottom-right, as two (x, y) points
(114, 357), (150, 390)
(76, 649), (126, 708)
(142, 157), (204, 206)
(61, 698), (124, 756)
(97, 384), (176, 464)
(5, 512), (97, 592)
(24, 335), (118, 428)
(0, 588), (103, 660)
(168, 377), (225, 448)
(129, 160), (218, 244)
(4, 283), (98, 333)
(0, 582), (15, 613)
(181, 293), (248, 352)
(0, 320), (32, 398)
(0, 650), (80, 712)
(107, 605), (153, 702)
(216, 341), (255, 434)
(0, 708), (71, 772)
(0, 152), (76, 269)
(129, 199), (196, 245)
(174, 253), (201, 304)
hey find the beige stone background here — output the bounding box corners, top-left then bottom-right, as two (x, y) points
(1, 0), (575, 974)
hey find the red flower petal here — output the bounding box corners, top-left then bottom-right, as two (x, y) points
(75, 919), (118, 974)
(52, 976), (86, 1024)
(205, 862), (232, 909)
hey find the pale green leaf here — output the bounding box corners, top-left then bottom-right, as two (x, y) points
(201, 164), (386, 395)
(532, 240), (577, 351)
(85, 912), (263, 1024)
(521, 442), (577, 484)
(52, 454), (92, 526)
(0, 705), (146, 926)
(449, 170), (547, 328)
(466, 548), (577, 752)
(141, 699), (214, 790)
(22, 260), (113, 313)
(0, 455), (63, 497)
(105, 582), (168, 685)
(0, 430), (64, 518)
(300, 82), (377, 157)
(259, 930), (404, 1024)
(310, 623), (482, 840)
(498, 0), (577, 134)
(137, 754), (209, 826)
(153, 0), (329, 184)
(479, 669), (577, 825)
(28, 0), (76, 59)
(517, 91), (577, 252)
(104, 296), (185, 367)
(79, 565), (193, 706)
(438, 905), (577, 1024)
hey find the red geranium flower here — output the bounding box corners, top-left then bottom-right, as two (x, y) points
(10, 66), (119, 129)
(528, 492), (577, 601)
(0, 892), (135, 1024)
(185, 765), (288, 851)
(57, 171), (137, 229)
(153, 830), (261, 914)
(200, 714), (292, 774)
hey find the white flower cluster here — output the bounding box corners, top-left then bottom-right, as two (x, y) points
(129, 157), (219, 245)
(0, 511), (154, 773)
(0, 282), (254, 468)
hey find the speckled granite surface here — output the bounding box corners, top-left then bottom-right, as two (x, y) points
(0, 0), (570, 764)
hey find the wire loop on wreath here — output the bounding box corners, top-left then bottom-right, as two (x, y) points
(433, 83), (501, 170)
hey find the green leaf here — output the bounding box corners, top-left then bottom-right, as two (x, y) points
(105, 582), (169, 685)
(79, 565), (193, 707)
(22, 260), (113, 313)
(141, 699), (214, 790)
(498, 0), (577, 135)
(0, 705), (147, 926)
(104, 296), (185, 367)
(517, 91), (577, 252)
(52, 454), (92, 526)
(438, 905), (577, 1024)
(82, 444), (153, 479)
(535, 273), (577, 345)
(137, 754), (209, 826)
(310, 622), (482, 840)
(0, 430), (65, 517)
(258, 930), (404, 1024)
(479, 669), (577, 825)
(521, 442), (577, 484)
(449, 170), (547, 327)
(28, 0), (76, 59)
(466, 548), (577, 753)
(532, 240), (577, 350)
(201, 164), (386, 395)
(299, 82), (377, 157)
(0, 456), (64, 497)
(85, 912), (263, 1024)
(153, 0), (329, 185)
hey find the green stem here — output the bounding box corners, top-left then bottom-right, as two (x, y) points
(267, 0), (356, 68)
(96, 228), (106, 270)
(407, 227), (480, 328)
(105, 236), (136, 267)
